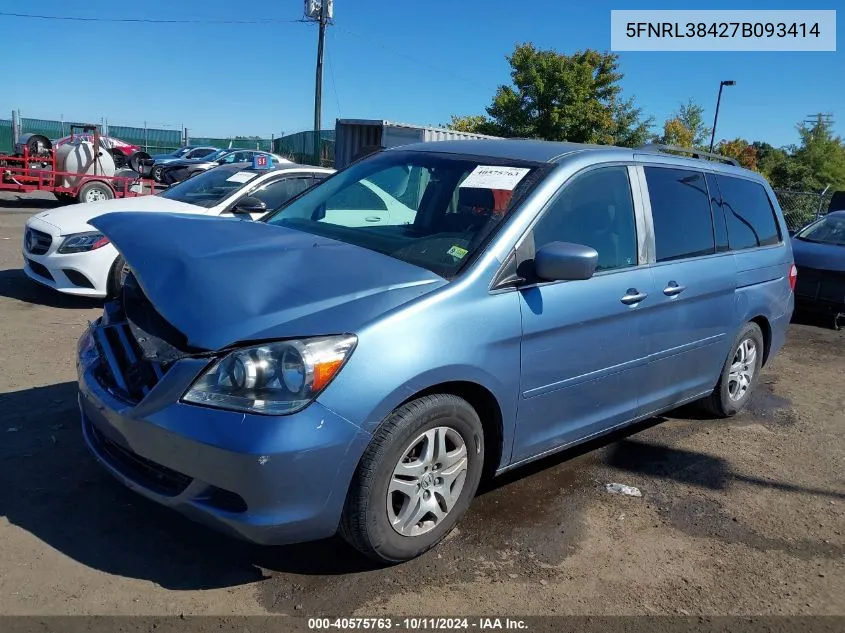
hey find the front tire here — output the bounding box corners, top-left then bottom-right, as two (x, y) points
(107, 255), (130, 298)
(110, 149), (126, 169)
(340, 394), (484, 563)
(700, 322), (764, 417)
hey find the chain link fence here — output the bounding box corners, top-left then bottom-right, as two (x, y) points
(774, 188), (834, 234)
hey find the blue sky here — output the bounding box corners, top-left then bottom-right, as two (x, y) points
(2, 0), (841, 147)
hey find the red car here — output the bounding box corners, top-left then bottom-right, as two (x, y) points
(53, 134), (142, 168)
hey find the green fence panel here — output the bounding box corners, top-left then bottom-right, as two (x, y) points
(109, 125), (182, 153)
(21, 118), (66, 140)
(273, 130), (335, 166)
(0, 119), (12, 153)
(5, 114), (278, 157)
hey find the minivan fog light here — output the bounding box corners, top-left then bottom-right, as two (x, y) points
(183, 335), (356, 415)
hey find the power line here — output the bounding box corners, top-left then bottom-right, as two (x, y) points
(327, 29), (343, 118)
(338, 26), (490, 90)
(0, 11), (303, 25)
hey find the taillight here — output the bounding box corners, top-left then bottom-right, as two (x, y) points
(788, 264), (797, 291)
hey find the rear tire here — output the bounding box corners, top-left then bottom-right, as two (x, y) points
(699, 322), (764, 417)
(77, 181), (114, 204)
(340, 394), (484, 563)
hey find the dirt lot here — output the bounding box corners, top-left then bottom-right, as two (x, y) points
(0, 192), (843, 618)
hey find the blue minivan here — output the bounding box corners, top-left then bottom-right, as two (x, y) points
(77, 140), (795, 562)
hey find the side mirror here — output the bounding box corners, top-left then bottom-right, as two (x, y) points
(232, 196), (267, 214)
(534, 241), (598, 281)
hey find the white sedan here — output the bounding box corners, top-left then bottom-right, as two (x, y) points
(22, 163), (334, 298)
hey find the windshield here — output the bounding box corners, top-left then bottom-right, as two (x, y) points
(262, 151), (547, 278)
(172, 147), (192, 157)
(796, 214), (845, 246)
(157, 166), (260, 208)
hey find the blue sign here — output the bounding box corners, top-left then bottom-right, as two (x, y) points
(253, 154), (272, 170)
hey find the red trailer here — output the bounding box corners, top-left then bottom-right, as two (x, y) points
(0, 124), (162, 204)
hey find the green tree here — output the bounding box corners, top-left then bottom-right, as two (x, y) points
(447, 115), (498, 135)
(448, 44), (651, 146)
(792, 115), (845, 191)
(654, 98), (711, 148)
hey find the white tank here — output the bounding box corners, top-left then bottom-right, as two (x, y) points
(55, 141), (115, 187)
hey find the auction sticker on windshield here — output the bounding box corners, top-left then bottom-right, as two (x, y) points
(459, 166), (530, 190)
(226, 172), (259, 184)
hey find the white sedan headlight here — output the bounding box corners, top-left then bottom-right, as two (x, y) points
(58, 231), (110, 254)
(182, 335), (357, 415)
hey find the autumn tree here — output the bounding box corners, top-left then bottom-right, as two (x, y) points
(716, 138), (758, 170)
(654, 98), (711, 149)
(448, 44), (651, 146)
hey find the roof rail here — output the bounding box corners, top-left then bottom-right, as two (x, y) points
(636, 143), (740, 167)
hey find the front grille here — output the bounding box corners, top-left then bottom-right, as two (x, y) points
(27, 259), (53, 281)
(795, 266), (845, 304)
(89, 423), (192, 496)
(25, 227), (52, 254)
(93, 321), (170, 403)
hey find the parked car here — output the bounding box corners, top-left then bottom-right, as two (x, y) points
(791, 210), (845, 324)
(54, 134), (142, 169)
(23, 163), (333, 298)
(157, 149), (291, 185)
(147, 146), (219, 182)
(77, 140), (795, 563)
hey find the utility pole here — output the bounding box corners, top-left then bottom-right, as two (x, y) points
(306, 0), (332, 166)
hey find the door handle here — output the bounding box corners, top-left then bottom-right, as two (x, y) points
(663, 282), (686, 297)
(620, 289), (648, 305)
(364, 216), (382, 222)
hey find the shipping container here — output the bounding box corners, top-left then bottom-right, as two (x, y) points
(334, 119), (501, 169)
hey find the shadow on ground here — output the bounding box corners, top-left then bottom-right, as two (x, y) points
(0, 269), (103, 309)
(0, 195), (63, 210)
(1, 375), (840, 598)
(791, 308), (844, 331)
(604, 437), (845, 501)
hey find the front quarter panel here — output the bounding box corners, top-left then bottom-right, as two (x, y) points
(316, 278), (523, 472)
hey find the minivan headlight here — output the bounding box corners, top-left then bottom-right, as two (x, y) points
(182, 335), (357, 415)
(58, 231), (110, 254)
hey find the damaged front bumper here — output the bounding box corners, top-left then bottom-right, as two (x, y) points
(76, 309), (371, 546)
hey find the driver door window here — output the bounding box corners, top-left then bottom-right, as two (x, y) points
(531, 166), (638, 272)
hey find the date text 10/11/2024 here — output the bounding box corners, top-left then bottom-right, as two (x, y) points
(307, 617), (529, 630)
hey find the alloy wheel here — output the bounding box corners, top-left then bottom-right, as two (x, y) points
(728, 338), (757, 401)
(387, 426), (468, 537)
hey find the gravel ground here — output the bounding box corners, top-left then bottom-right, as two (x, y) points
(0, 192), (843, 619)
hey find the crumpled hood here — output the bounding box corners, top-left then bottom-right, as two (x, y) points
(89, 212), (447, 350)
(791, 237), (845, 272)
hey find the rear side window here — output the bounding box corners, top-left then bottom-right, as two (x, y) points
(645, 167), (715, 262)
(716, 175), (781, 249)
